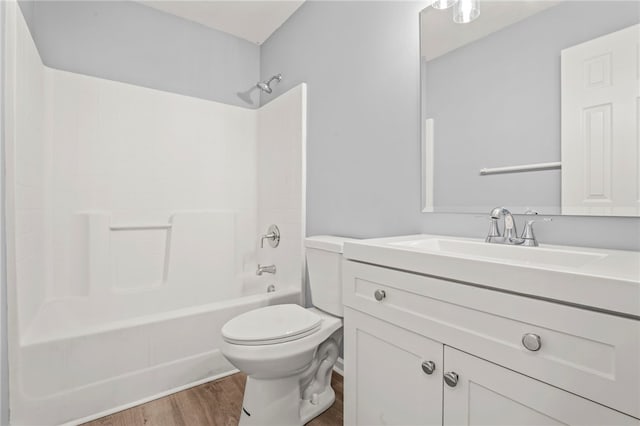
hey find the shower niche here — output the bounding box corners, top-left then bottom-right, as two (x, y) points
(74, 210), (236, 297)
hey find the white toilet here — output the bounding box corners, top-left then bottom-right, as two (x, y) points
(221, 236), (351, 426)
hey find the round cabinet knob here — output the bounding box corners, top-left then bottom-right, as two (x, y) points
(522, 333), (542, 352)
(444, 372), (459, 388)
(421, 361), (436, 375)
(374, 290), (386, 301)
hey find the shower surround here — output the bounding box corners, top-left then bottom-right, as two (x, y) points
(4, 3), (307, 424)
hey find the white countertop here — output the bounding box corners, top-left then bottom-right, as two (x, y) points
(343, 234), (640, 318)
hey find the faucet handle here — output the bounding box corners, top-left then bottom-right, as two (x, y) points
(259, 224), (281, 248)
(521, 220), (537, 242)
(520, 218), (551, 247)
(485, 218), (501, 243)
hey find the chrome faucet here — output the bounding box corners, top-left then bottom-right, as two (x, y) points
(256, 264), (276, 276)
(486, 207), (518, 243)
(486, 207), (541, 247)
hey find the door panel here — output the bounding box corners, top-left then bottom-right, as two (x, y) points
(443, 346), (638, 426)
(344, 308), (443, 426)
(562, 24), (640, 216)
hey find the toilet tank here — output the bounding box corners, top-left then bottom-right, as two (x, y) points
(305, 236), (355, 317)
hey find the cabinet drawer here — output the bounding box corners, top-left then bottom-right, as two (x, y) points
(343, 260), (640, 418)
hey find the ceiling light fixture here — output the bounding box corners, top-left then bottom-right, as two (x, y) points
(431, 0), (459, 10)
(453, 0), (480, 24)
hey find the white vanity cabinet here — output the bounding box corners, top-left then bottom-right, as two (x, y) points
(344, 308), (443, 426)
(342, 260), (640, 426)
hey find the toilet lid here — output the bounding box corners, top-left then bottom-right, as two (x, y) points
(222, 304), (322, 345)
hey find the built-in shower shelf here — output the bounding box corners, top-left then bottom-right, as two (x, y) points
(109, 223), (172, 231)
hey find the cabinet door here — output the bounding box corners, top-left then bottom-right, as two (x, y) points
(443, 346), (638, 426)
(344, 308), (443, 426)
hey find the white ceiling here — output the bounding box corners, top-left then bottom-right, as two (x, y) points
(421, 1), (562, 61)
(140, 1), (305, 45)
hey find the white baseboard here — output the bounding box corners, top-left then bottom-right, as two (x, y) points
(333, 357), (344, 376)
(61, 369), (239, 426)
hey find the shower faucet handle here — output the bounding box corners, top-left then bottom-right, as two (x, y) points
(259, 224), (281, 248)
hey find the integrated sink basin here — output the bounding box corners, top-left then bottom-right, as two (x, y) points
(343, 234), (640, 318)
(389, 237), (607, 268)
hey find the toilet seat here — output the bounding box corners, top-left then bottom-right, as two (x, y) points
(222, 304), (322, 346)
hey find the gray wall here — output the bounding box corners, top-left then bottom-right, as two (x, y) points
(261, 1), (426, 238)
(425, 1), (639, 214)
(260, 0), (640, 251)
(19, 1), (261, 108)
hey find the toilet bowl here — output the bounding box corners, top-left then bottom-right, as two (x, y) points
(222, 305), (342, 425)
(220, 236), (353, 426)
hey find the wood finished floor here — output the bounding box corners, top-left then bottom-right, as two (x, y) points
(83, 372), (343, 426)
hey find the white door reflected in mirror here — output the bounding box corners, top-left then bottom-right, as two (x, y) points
(420, 1), (640, 216)
(561, 24), (640, 216)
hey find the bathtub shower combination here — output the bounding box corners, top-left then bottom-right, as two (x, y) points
(4, 4), (307, 425)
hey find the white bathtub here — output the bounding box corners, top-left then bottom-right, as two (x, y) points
(11, 286), (301, 425)
(5, 6), (308, 423)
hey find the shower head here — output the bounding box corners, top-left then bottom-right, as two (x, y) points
(256, 73), (282, 94)
(257, 81), (272, 94)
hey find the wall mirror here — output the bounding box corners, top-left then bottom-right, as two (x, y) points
(420, 0), (640, 216)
